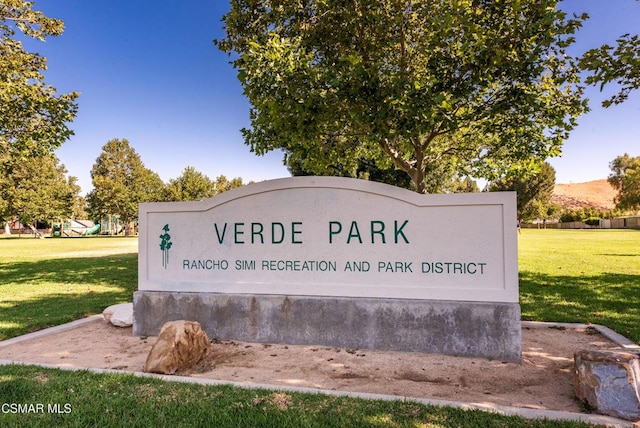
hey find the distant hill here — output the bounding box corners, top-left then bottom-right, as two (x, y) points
(551, 179), (616, 210)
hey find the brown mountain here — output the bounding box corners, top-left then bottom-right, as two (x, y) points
(551, 179), (616, 210)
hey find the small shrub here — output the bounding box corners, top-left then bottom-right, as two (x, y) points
(584, 217), (601, 227)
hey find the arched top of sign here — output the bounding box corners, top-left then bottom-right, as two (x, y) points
(142, 176), (514, 213)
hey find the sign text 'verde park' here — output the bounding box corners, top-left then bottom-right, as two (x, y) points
(212, 219), (410, 245)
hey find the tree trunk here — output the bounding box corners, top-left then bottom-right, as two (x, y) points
(413, 169), (426, 194)
(412, 144), (427, 194)
(379, 138), (427, 193)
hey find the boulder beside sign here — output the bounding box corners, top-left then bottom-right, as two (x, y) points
(134, 177), (521, 361)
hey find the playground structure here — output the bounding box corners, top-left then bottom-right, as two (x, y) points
(52, 215), (135, 237)
(97, 214), (134, 236)
(5, 215), (136, 237)
(53, 220), (101, 237)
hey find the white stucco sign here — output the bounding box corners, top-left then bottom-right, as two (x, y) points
(138, 177), (518, 303)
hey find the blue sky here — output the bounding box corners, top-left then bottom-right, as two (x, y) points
(26, 1), (640, 194)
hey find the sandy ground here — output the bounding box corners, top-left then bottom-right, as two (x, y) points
(0, 319), (625, 415)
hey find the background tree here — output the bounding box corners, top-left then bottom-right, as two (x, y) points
(0, 1), (78, 163)
(608, 153), (640, 212)
(489, 162), (556, 221)
(87, 138), (164, 227)
(136, 167), (165, 203)
(543, 203), (562, 224)
(216, 0), (587, 193)
(0, 154), (80, 234)
(71, 194), (88, 220)
(559, 206), (612, 224)
(164, 166), (217, 201)
(449, 176), (480, 194)
(214, 175), (246, 194)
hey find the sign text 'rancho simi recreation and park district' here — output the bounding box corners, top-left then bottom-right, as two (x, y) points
(139, 177), (518, 303)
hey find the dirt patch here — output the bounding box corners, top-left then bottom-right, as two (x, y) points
(0, 320), (622, 413)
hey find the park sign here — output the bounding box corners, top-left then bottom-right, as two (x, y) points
(138, 176), (517, 302)
(135, 177), (522, 361)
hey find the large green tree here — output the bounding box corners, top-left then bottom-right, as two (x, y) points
(0, 154), (80, 233)
(87, 138), (164, 225)
(489, 162), (556, 221)
(216, 0), (587, 193)
(164, 166), (217, 201)
(0, 1), (78, 163)
(608, 153), (640, 212)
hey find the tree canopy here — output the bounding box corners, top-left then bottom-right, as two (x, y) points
(164, 166), (217, 201)
(608, 153), (640, 212)
(87, 138), (164, 224)
(0, 0), (78, 162)
(0, 154), (81, 226)
(581, 33), (640, 107)
(287, 151), (477, 193)
(217, 0), (588, 193)
(579, 0), (640, 107)
(489, 162), (556, 221)
(213, 174), (246, 194)
(87, 141), (250, 221)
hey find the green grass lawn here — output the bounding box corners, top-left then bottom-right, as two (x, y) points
(1, 230), (637, 427)
(0, 236), (137, 340)
(0, 365), (594, 428)
(519, 229), (640, 343)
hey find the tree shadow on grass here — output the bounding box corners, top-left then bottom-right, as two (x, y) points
(596, 253), (640, 257)
(0, 254), (137, 341)
(519, 270), (640, 344)
(0, 253), (136, 285)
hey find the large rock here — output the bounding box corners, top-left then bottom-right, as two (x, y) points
(574, 349), (640, 421)
(144, 320), (211, 375)
(103, 303), (133, 327)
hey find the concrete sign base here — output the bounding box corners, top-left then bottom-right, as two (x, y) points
(133, 291), (522, 362)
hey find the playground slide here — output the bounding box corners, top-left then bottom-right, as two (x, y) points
(85, 224), (101, 235)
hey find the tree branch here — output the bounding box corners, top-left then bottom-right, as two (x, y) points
(378, 138), (413, 173)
